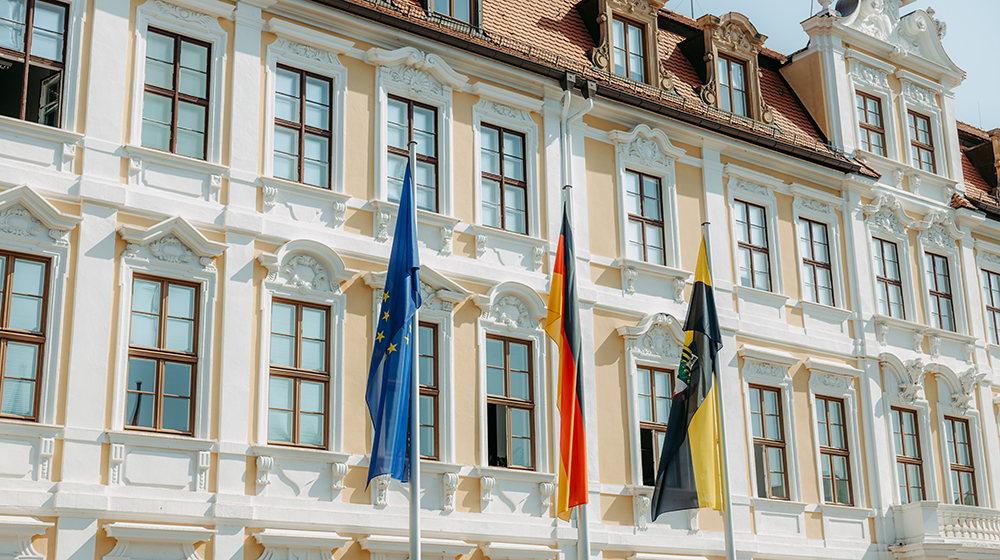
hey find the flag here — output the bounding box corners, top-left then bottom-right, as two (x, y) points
(651, 235), (723, 519)
(545, 198), (588, 521)
(366, 162), (421, 485)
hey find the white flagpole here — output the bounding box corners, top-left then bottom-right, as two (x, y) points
(408, 141), (421, 560)
(701, 222), (736, 560)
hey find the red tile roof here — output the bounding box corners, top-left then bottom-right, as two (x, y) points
(957, 120), (990, 142)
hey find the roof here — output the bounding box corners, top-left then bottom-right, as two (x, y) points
(957, 120), (990, 143)
(319, 0), (871, 176)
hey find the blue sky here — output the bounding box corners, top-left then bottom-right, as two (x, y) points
(662, 0), (999, 130)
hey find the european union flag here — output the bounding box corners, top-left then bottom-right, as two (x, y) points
(366, 162), (421, 485)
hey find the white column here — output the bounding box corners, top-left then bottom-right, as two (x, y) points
(957, 228), (989, 364)
(213, 525), (246, 560)
(217, 233), (256, 495)
(53, 518), (98, 560)
(843, 190), (878, 352)
(978, 384), (1000, 508)
(80, 0), (131, 180)
(700, 143), (732, 301)
(817, 37), (854, 153)
(62, 204), (118, 484)
(941, 87), (963, 184)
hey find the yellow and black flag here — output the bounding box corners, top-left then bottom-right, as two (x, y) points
(651, 234), (723, 518)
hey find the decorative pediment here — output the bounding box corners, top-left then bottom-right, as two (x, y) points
(0, 516), (53, 560)
(258, 240), (353, 295)
(146, 0), (234, 24)
(738, 344), (799, 381)
(900, 80), (936, 110)
(474, 282), (546, 331)
(850, 60), (890, 92)
(912, 211), (961, 253)
(0, 184), (81, 246)
(365, 47), (468, 99)
(608, 124), (685, 170)
(471, 83), (542, 125)
(695, 12), (774, 124)
(805, 357), (861, 392)
(119, 216), (226, 270)
(710, 14), (762, 57)
(862, 195), (910, 238)
(952, 367), (986, 411)
(363, 266), (470, 313)
(103, 522), (215, 560)
(616, 313), (684, 361)
(253, 529), (350, 560)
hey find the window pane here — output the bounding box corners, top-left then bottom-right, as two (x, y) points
(275, 68), (300, 120)
(142, 113), (172, 151)
(433, 0), (451, 16)
(305, 74), (329, 105)
(638, 393), (652, 422)
(0, 0), (26, 52)
(302, 307), (326, 340)
(130, 312), (159, 347)
(1, 377), (34, 416)
(163, 362), (191, 397)
(268, 408), (292, 442)
(178, 66), (207, 99)
(482, 179), (501, 227)
(300, 412), (323, 446)
(510, 369), (529, 401)
(125, 392), (154, 428)
(300, 380), (324, 414)
(9, 294), (41, 331)
(454, 0), (470, 22)
(271, 302), (295, 335)
(269, 376), (293, 409)
(165, 317), (194, 352)
(4, 342), (37, 380)
(301, 339), (325, 371)
(127, 357), (155, 392)
(270, 334), (294, 367)
(161, 396), (190, 432)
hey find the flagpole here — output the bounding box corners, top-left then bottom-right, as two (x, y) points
(701, 222), (736, 560)
(409, 141), (421, 560)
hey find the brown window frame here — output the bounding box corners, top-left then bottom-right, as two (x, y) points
(626, 170), (665, 265)
(0, 251), (50, 422)
(717, 55), (749, 117)
(873, 237), (905, 319)
(925, 253), (955, 332)
(891, 407), (925, 504)
(142, 28), (211, 160)
(418, 321), (439, 460)
(800, 218), (834, 306)
(734, 199), (772, 291)
(273, 64), (333, 188)
(387, 95), (439, 212)
(749, 385), (789, 500)
(267, 298), (331, 449)
(480, 124), (528, 235)
(126, 274), (200, 436)
(983, 269), (1000, 345)
(816, 395), (853, 506)
(908, 111), (936, 174)
(0, 0), (68, 127)
(944, 416), (977, 506)
(429, 0), (476, 25)
(486, 335), (535, 471)
(611, 16), (647, 83)
(856, 91), (887, 157)
(637, 366), (672, 486)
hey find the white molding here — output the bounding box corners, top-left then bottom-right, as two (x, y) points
(481, 542), (557, 560)
(863, 195), (919, 323)
(913, 212), (968, 335)
(895, 71), (949, 180)
(791, 190), (849, 319)
(932, 367), (989, 508)
(0, 516), (53, 560)
(103, 522), (215, 560)
(253, 528), (350, 560)
(725, 166), (785, 296)
(844, 54), (901, 165)
(0, 117), (83, 173)
(612, 258), (689, 301)
(359, 535), (475, 559)
(470, 83), (544, 113)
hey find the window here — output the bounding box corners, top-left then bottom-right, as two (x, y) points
(418, 322), (438, 459)
(908, 112), (935, 173)
(486, 336), (534, 470)
(0, 0), (67, 127)
(816, 396), (852, 505)
(637, 367), (671, 486)
(982, 269), (1000, 345)
(718, 56), (748, 117)
(734, 200), (771, 291)
(126, 276), (199, 435)
(856, 92), (886, 157)
(387, 95), (438, 212)
(625, 170), (665, 265)
(481, 125), (527, 235)
(0, 253), (48, 421)
(799, 219), (834, 306)
(924, 253), (954, 331)
(431, 0), (474, 24)
(891, 407), (925, 504)
(273, 65), (332, 188)
(873, 238), (905, 318)
(612, 17), (645, 83)
(943, 417), (976, 506)
(268, 299), (329, 448)
(750, 385), (788, 499)
(141, 29), (210, 160)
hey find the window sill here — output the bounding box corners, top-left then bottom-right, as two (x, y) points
(797, 300), (852, 320)
(369, 199), (461, 252)
(469, 224), (546, 270)
(798, 300), (853, 337)
(259, 175), (351, 227)
(613, 258), (689, 301)
(124, 144), (227, 176)
(808, 503), (875, 517)
(475, 465), (554, 484)
(0, 419), (62, 438)
(105, 429), (216, 452)
(922, 325), (976, 344)
(124, 144), (228, 202)
(0, 115), (82, 172)
(259, 175), (351, 203)
(751, 497), (808, 512)
(252, 444), (350, 464)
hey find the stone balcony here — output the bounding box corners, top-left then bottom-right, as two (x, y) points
(891, 501), (1000, 559)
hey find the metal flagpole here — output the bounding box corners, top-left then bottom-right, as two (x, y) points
(408, 141), (421, 560)
(700, 222), (736, 560)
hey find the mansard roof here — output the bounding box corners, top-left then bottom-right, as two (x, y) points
(318, 0), (873, 177)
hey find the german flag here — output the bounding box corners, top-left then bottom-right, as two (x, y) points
(651, 234), (723, 518)
(545, 198), (587, 521)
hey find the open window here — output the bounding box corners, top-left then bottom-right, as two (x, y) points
(0, 0), (69, 127)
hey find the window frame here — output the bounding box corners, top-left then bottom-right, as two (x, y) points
(428, 0), (477, 26)
(855, 91), (887, 158)
(879, 358), (941, 505)
(636, 365), (672, 487)
(733, 199), (772, 291)
(386, 94), (440, 213)
(266, 297), (332, 449)
(418, 321), (440, 460)
(815, 395), (854, 506)
(980, 258), (1000, 346)
(872, 237), (906, 320)
(0, 0), (69, 127)
(890, 406), (926, 505)
(907, 111), (936, 174)
(124, 273), (200, 435)
(897, 72), (947, 178)
(915, 218), (967, 336)
(624, 169), (667, 266)
(270, 64), (334, 189)
(791, 192), (850, 320)
(806, 361), (866, 511)
(749, 384), (790, 501)
(942, 416), (978, 506)
(479, 123), (528, 236)
(924, 252), (955, 332)
(0, 251), (51, 422)
(864, 195), (920, 326)
(128, 0), (228, 165)
(485, 334), (536, 471)
(717, 54), (749, 118)
(611, 16), (647, 83)
(845, 53), (900, 163)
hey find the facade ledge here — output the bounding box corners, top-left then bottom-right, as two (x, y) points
(734, 285), (790, 323)
(105, 430), (216, 452)
(103, 522), (216, 543)
(359, 535), (475, 556)
(251, 444), (351, 464)
(751, 497), (809, 513)
(0, 419), (62, 438)
(419, 460), (463, 474)
(259, 175), (352, 206)
(628, 555), (708, 560)
(813, 503), (875, 518)
(0, 116), (84, 146)
(0, 516), (54, 534)
(468, 224), (547, 252)
(922, 325), (977, 345)
(253, 528), (350, 549)
(612, 258), (689, 301)
(474, 466), (555, 485)
(123, 144), (229, 177)
(481, 542), (557, 560)
(797, 300), (853, 321)
(738, 344), (800, 366)
(369, 199), (461, 247)
(804, 357), (862, 378)
(893, 501), (1000, 547)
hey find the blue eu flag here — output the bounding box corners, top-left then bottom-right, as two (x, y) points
(366, 162), (421, 485)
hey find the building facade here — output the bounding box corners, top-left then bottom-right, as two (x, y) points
(0, 0), (998, 560)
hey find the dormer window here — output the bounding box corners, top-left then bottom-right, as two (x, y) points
(717, 55), (748, 117)
(431, 0), (474, 25)
(856, 92), (886, 157)
(612, 17), (646, 83)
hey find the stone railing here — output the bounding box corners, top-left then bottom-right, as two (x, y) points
(893, 501), (1000, 545)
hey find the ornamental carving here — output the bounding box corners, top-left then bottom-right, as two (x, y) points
(863, 195), (908, 237)
(851, 62), (890, 92)
(274, 39), (338, 66)
(818, 373), (850, 390)
(624, 266), (637, 295)
(280, 255), (331, 292)
(852, 0), (899, 43)
(634, 493), (651, 531)
(152, 0), (213, 25)
(921, 224), (955, 251)
(980, 251), (1000, 266)
(798, 197), (832, 215)
(443, 472), (459, 512)
(381, 66), (442, 98)
(743, 360), (786, 380)
(0, 206), (42, 237)
(636, 325), (680, 359)
(953, 368), (985, 411)
(483, 100), (531, 123)
(899, 358), (925, 403)
(902, 81), (936, 110)
(716, 22), (755, 55)
(375, 210), (389, 242)
(730, 178), (769, 197)
(488, 295), (536, 330)
(149, 236), (194, 264)
(608, 0), (654, 16)
(619, 137), (671, 169)
(419, 281), (437, 311)
(372, 474), (390, 507)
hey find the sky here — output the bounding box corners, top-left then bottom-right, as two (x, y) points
(661, 0), (1000, 130)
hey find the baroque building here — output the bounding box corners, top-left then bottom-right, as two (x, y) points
(0, 0), (998, 560)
